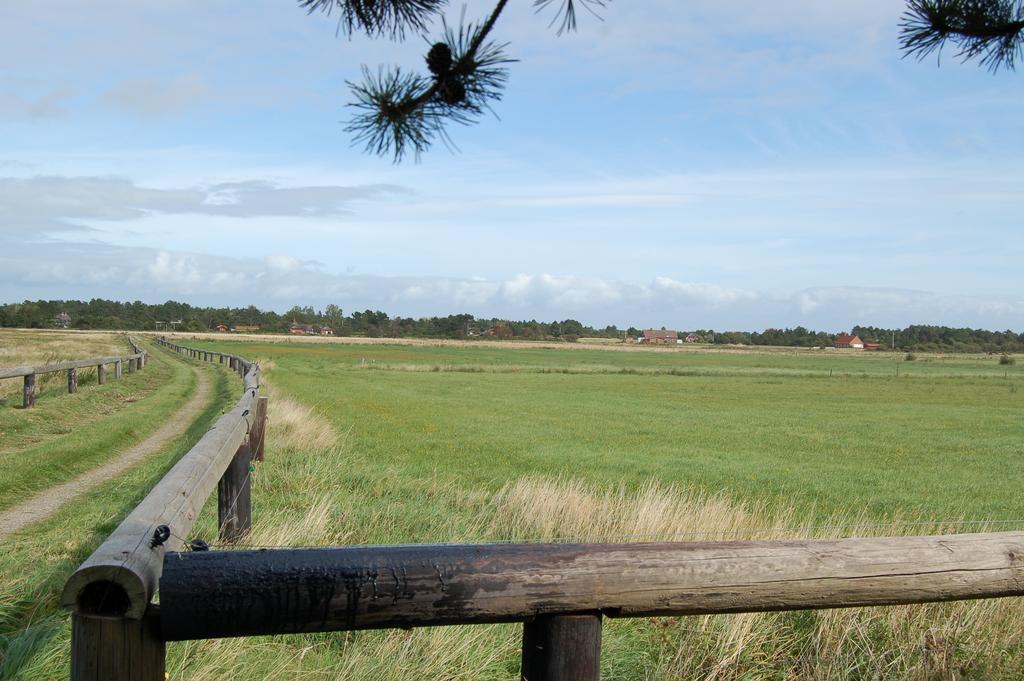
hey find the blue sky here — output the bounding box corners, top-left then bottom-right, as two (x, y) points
(1, 0), (1021, 330)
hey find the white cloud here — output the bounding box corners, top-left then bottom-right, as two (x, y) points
(142, 251), (205, 291)
(264, 254), (302, 273)
(0, 174), (410, 236)
(793, 287), (1024, 329)
(2, 243), (1020, 331)
(651, 277), (760, 306)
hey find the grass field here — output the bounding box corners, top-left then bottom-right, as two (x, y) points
(0, 329), (127, 367)
(3, 334), (1023, 678)
(0, 339), (202, 510)
(160, 336), (1023, 679)
(0, 341), (235, 680)
(190, 337), (1023, 522)
(160, 330), (1022, 378)
(0, 329), (130, 402)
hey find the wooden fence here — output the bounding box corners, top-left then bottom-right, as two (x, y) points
(0, 336), (147, 408)
(59, 340), (1024, 680)
(61, 337), (267, 680)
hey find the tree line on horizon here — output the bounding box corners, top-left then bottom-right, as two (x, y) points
(1, 299), (1021, 353)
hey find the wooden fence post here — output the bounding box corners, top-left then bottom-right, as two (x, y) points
(521, 614), (602, 681)
(68, 368), (78, 394)
(115, 360), (122, 380)
(23, 373), (35, 408)
(71, 607), (165, 681)
(218, 439), (252, 543)
(251, 396), (269, 462)
(97, 364), (106, 385)
(127, 359), (135, 374)
(138, 354), (145, 369)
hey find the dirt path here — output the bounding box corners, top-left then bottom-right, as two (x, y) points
(0, 363), (214, 541)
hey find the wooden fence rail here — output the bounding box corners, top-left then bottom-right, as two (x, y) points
(0, 336), (146, 408)
(61, 337), (266, 681)
(59, 339), (1024, 681)
(157, 532), (1024, 642)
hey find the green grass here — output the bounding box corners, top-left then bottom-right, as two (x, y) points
(0, 344), (199, 510)
(164, 337), (1024, 679)
(5, 337), (1024, 679)
(196, 339), (1024, 523)
(0, 362), (234, 680)
(190, 337), (1023, 378)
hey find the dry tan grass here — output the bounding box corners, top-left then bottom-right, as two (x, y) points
(259, 379), (337, 453)
(236, 370), (347, 548)
(485, 477), (1024, 680)
(169, 375), (521, 680)
(0, 327), (125, 364)
(0, 329), (129, 400)
(142, 329), (854, 358)
(170, 471), (1023, 679)
(486, 477), (794, 543)
(0, 329), (126, 366)
(353, 361), (836, 379)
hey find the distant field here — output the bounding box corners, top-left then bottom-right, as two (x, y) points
(0, 329), (127, 366)
(190, 337), (1023, 521)
(161, 330), (1021, 376)
(0, 330), (129, 401)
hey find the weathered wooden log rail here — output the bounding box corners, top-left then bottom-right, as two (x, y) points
(157, 532), (1024, 642)
(59, 340), (1024, 680)
(0, 336), (147, 408)
(61, 337), (267, 680)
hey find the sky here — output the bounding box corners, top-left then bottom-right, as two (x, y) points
(1, 0), (1022, 331)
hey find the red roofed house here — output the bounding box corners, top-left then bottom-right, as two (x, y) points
(834, 334), (865, 349)
(640, 329), (680, 345)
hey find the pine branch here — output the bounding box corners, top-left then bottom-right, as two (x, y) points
(533, 0), (607, 35)
(299, 0), (446, 39)
(345, 0), (514, 161)
(900, 0), (1024, 71)
(346, 66), (439, 160)
(319, 0), (611, 161)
